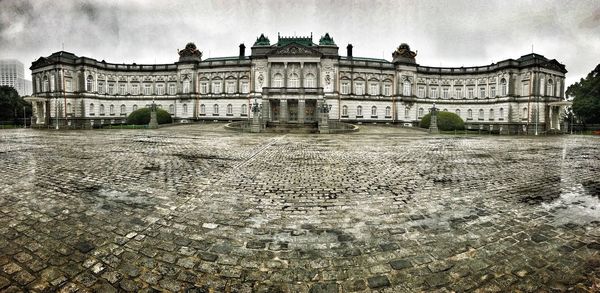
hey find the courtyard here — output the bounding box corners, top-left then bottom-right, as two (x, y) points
(0, 124), (599, 292)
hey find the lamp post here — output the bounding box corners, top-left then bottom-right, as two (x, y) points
(23, 106), (26, 129)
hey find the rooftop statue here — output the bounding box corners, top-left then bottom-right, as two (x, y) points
(178, 42), (202, 62)
(392, 43), (417, 64)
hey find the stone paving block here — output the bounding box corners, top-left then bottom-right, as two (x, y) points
(0, 127), (599, 291)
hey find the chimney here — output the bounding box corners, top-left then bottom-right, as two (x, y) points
(347, 44), (353, 58)
(239, 43), (246, 58)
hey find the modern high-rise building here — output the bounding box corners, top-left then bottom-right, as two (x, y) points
(0, 59), (32, 96)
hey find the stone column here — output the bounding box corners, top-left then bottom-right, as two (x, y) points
(284, 63), (288, 87)
(298, 99), (305, 124)
(280, 99), (288, 123)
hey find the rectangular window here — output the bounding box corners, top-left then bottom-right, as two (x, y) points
(431, 87), (437, 98)
(156, 84), (164, 95)
(119, 84), (126, 95)
(213, 82), (222, 94)
(355, 83), (364, 95)
(383, 84), (391, 96)
(226, 81), (235, 94)
(200, 82), (208, 94)
(341, 82), (349, 94)
(108, 83), (115, 94)
(144, 84), (152, 95)
(522, 82), (529, 96)
(480, 88), (486, 98)
(131, 84), (139, 95)
(65, 79), (72, 92)
(418, 87), (424, 98)
(241, 81), (249, 93)
(490, 86), (496, 97)
(369, 83), (378, 95)
(168, 84), (176, 95)
(468, 88), (474, 99)
(456, 88), (462, 99)
(98, 82), (105, 94)
(443, 88), (448, 99)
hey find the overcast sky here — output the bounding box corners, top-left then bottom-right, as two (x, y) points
(1, 0), (599, 88)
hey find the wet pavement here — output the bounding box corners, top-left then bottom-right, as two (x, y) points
(0, 124), (599, 292)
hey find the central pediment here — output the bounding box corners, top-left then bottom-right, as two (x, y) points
(267, 43), (322, 57)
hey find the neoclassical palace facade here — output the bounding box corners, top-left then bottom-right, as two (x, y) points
(28, 33), (568, 133)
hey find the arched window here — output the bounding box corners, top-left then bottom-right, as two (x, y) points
(489, 109), (494, 120)
(385, 106), (391, 117)
(183, 78), (190, 94)
(109, 104), (115, 115)
(356, 105), (363, 117)
(371, 106), (377, 117)
(241, 104), (247, 115)
(200, 104), (206, 114)
(133, 104), (138, 111)
(418, 107), (424, 117)
(66, 103), (72, 114)
(169, 104), (174, 114)
(304, 73), (316, 88)
(227, 104), (233, 115)
(499, 108), (504, 119)
(467, 109), (473, 119)
(273, 73), (283, 87)
(89, 103), (95, 114)
(183, 104), (188, 114)
(288, 74), (299, 87)
(442, 108), (448, 112)
(547, 79), (553, 96)
(500, 78), (507, 96)
(455, 109), (461, 117)
(86, 75), (93, 92)
(213, 104), (219, 114)
(403, 80), (411, 96)
(120, 104), (126, 114)
(99, 104), (105, 115)
(342, 105), (348, 116)
(478, 109), (484, 120)
(43, 76), (49, 92)
(522, 107), (528, 119)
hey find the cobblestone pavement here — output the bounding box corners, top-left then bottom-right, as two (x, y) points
(1, 124), (599, 292)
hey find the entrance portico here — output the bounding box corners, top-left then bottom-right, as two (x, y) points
(24, 96), (50, 126)
(547, 101), (572, 132)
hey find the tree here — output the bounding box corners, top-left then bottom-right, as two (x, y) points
(567, 64), (600, 124)
(419, 111), (465, 131)
(0, 86), (31, 124)
(126, 107), (172, 125)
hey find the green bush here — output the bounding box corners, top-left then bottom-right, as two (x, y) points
(419, 111), (465, 131)
(126, 107), (172, 125)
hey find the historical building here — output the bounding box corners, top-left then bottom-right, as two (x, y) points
(27, 33), (569, 133)
(1, 59), (32, 96)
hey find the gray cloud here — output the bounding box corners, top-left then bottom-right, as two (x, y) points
(1, 0), (598, 86)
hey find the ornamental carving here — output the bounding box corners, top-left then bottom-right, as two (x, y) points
(178, 43), (202, 62)
(392, 43), (417, 64)
(270, 45), (321, 56)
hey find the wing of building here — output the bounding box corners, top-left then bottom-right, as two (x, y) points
(27, 33), (569, 133)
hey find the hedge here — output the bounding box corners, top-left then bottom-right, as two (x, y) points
(419, 111), (465, 131)
(126, 107), (172, 125)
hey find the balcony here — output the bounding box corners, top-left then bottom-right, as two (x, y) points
(262, 87), (324, 95)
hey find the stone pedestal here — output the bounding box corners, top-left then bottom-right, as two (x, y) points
(429, 108), (439, 134)
(149, 110), (158, 129)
